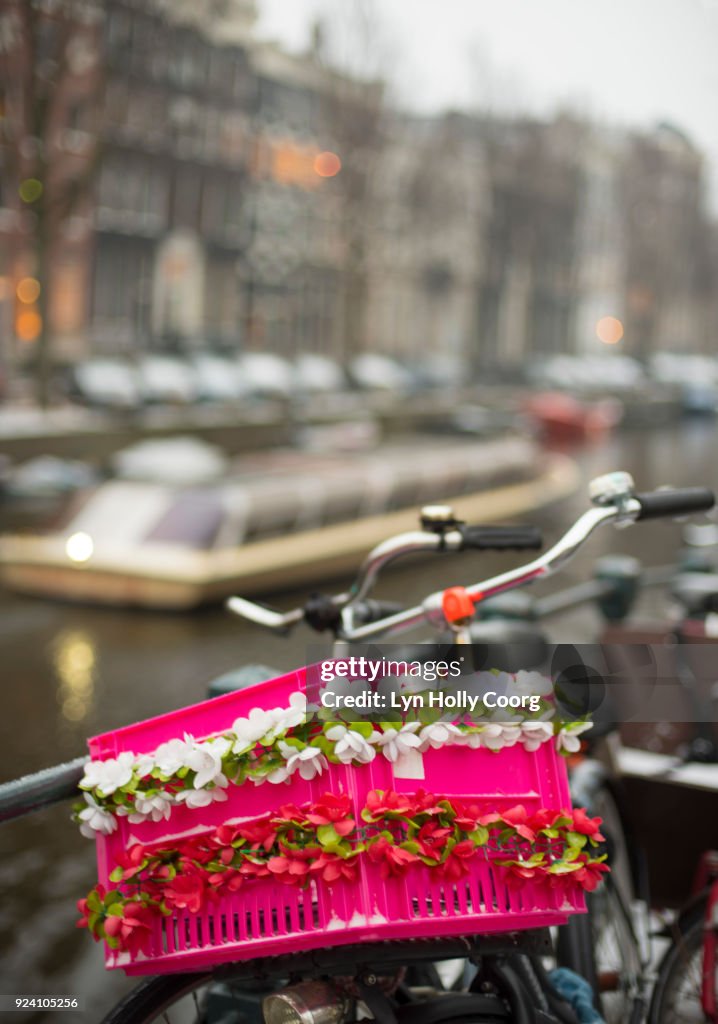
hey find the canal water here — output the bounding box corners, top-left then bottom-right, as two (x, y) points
(1, 421), (716, 1019)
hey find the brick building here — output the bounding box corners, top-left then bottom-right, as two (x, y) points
(0, 0), (353, 380)
(91, 0), (254, 353)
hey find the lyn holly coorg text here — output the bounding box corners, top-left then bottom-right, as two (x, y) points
(318, 658), (544, 713)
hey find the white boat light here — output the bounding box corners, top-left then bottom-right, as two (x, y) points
(65, 532), (94, 563)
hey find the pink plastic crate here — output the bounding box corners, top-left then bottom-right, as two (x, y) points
(88, 666), (585, 975)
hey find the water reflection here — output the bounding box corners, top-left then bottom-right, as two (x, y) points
(54, 631), (97, 723)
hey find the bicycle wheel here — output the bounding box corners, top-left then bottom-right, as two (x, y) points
(591, 781), (636, 910)
(557, 876), (644, 1024)
(555, 912), (600, 1000)
(649, 908), (712, 1024)
(100, 956), (561, 1024)
(100, 973), (266, 1024)
(556, 783), (647, 1023)
(590, 873), (646, 1024)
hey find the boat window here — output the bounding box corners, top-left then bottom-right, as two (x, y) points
(143, 491), (224, 549)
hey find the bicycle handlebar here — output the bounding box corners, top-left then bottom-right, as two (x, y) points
(227, 523), (543, 632)
(346, 503), (623, 641)
(347, 486), (715, 641)
(227, 477), (715, 640)
(346, 522), (543, 605)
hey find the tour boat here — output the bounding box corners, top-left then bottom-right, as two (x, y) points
(0, 434), (578, 610)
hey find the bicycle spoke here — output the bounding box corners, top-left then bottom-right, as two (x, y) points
(588, 882), (644, 1024)
(651, 916), (713, 1024)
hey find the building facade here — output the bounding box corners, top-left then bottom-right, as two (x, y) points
(1, 1), (717, 385)
(620, 124), (712, 358)
(364, 111), (487, 378)
(92, 0), (254, 353)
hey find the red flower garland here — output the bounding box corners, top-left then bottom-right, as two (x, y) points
(78, 789), (607, 956)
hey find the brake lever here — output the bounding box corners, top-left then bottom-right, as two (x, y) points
(225, 596), (304, 634)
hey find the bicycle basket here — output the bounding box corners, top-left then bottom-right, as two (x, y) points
(84, 665), (587, 975)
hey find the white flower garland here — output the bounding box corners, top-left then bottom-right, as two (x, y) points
(76, 686), (593, 835)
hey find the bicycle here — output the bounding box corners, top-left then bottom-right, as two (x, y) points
(602, 560), (718, 1024)
(648, 850), (718, 1024)
(474, 532), (718, 1024)
(0, 470), (713, 1024)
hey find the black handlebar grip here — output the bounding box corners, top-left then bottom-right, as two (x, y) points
(458, 525), (543, 551)
(635, 488), (715, 521)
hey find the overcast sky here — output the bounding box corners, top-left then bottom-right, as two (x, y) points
(256, 0), (718, 207)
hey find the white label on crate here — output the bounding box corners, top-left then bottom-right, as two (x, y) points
(393, 749), (425, 779)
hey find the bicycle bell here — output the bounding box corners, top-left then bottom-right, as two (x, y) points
(420, 504), (463, 533)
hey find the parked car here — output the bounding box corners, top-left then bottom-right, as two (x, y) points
(293, 354), (346, 394)
(190, 354), (244, 403)
(235, 353), (294, 399)
(412, 355), (466, 390)
(529, 354), (645, 395)
(650, 352), (718, 415)
(348, 353), (414, 392)
(650, 351), (718, 387)
(137, 355), (197, 404)
(68, 358), (142, 409)
(681, 381), (718, 415)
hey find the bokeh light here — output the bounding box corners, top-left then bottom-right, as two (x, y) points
(314, 151), (342, 178)
(54, 630), (96, 723)
(18, 178), (43, 203)
(16, 276), (41, 304)
(65, 531), (94, 563)
(15, 309), (42, 341)
(596, 316), (624, 345)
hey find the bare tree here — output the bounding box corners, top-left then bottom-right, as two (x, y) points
(0, 0), (103, 406)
